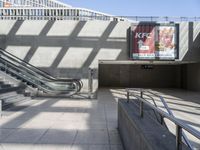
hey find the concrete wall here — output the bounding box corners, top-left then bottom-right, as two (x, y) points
(179, 22), (200, 61)
(0, 20), (200, 91)
(0, 20), (130, 92)
(182, 63), (200, 91)
(118, 100), (189, 150)
(99, 64), (181, 88)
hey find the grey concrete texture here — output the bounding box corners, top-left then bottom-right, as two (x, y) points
(99, 64), (182, 88)
(114, 88), (200, 149)
(118, 99), (190, 150)
(182, 62), (200, 91)
(179, 22), (200, 61)
(0, 20), (130, 92)
(0, 88), (124, 150)
(0, 21), (200, 92)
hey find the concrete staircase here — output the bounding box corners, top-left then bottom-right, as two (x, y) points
(0, 73), (34, 111)
(127, 91), (200, 150)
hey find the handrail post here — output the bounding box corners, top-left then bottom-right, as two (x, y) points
(88, 67), (94, 99)
(140, 91), (144, 118)
(140, 101), (143, 118)
(5, 62), (7, 73)
(0, 100), (2, 117)
(127, 90), (130, 103)
(160, 115), (164, 125)
(176, 125), (182, 150)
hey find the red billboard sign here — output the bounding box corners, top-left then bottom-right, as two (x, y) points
(130, 24), (177, 60)
(132, 24), (156, 59)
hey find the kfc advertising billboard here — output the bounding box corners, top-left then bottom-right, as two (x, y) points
(130, 24), (177, 60)
(132, 24), (156, 59)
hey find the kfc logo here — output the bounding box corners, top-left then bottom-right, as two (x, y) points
(135, 33), (151, 39)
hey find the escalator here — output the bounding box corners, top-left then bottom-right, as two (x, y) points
(0, 48), (83, 96)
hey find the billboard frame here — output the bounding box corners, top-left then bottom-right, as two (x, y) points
(129, 22), (179, 61)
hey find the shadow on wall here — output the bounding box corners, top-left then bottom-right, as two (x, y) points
(0, 20), (130, 91)
(180, 22), (200, 61)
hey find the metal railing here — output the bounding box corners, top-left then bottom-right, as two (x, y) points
(120, 16), (200, 22)
(126, 88), (200, 150)
(0, 0), (71, 8)
(0, 7), (117, 21)
(0, 7), (199, 22)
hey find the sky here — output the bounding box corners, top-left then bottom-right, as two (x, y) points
(62, 0), (200, 17)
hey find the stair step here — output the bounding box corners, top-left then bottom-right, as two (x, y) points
(2, 96), (27, 106)
(0, 87), (20, 94)
(3, 99), (36, 114)
(2, 97), (32, 111)
(2, 94), (24, 102)
(0, 81), (5, 84)
(0, 84), (12, 88)
(0, 91), (20, 99)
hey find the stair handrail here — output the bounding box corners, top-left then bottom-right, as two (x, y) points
(126, 88), (200, 150)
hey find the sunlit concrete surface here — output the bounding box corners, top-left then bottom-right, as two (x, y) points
(1, 88), (200, 149)
(115, 88), (200, 149)
(0, 88), (124, 150)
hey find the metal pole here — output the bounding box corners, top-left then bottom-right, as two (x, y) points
(140, 101), (143, 118)
(88, 68), (93, 99)
(140, 91), (144, 118)
(176, 125), (182, 150)
(160, 115), (164, 125)
(0, 100), (2, 117)
(127, 91), (129, 103)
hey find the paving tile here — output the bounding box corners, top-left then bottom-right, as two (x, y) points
(36, 129), (77, 144)
(70, 145), (89, 150)
(88, 114), (106, 122)
(108, 130), (122, 145)
(0, 129), (16, 142)
(74, 129), (109, 144)
(85, 121), (107, 130)
(52, 100), (94, 108)
(106, 111), (118, 122)
(1, 143), (33, 150)
(110, 145), (124, 150)
(70, 144), (110, 150)
(59, 113), (90, 121)
(32, 144), (71, 150)
(0, 145), (4, 150)
(22, 118), (55, 129)
(89, 145), (110, 150)
(107, 121), (118, 130)
(51, 120), (107, 130)
(0, 119), (27, 129)
(30, 112), (63, 121)
(0, 89), (124, 150)
(2, 128), (47, 144)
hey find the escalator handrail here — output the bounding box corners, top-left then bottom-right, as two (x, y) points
(0, 48), (55, 80)
(0, 48), (82, 92)
(0, 55), (82, 92)
(0, 58), (80, 94)
(0, 48), (80, 82)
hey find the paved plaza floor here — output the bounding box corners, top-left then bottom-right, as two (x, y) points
(0, 88), (124, 150)
(0, 88), (200, 150)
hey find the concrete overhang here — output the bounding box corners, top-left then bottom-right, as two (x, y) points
(99, 60), (198, 65)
